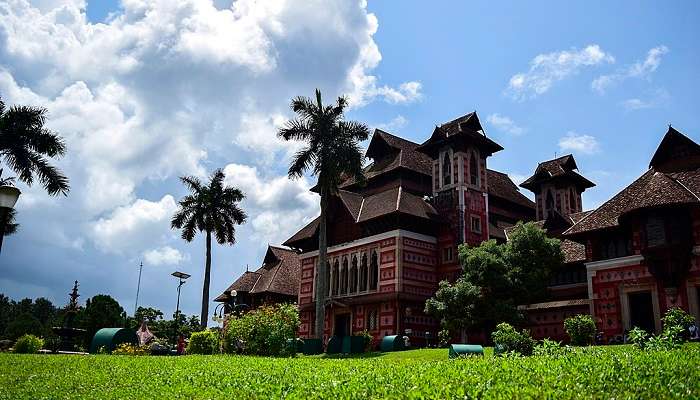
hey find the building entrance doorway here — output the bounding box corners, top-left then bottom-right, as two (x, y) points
(334, 313), (351, 337)
(628, 291), (655, 333)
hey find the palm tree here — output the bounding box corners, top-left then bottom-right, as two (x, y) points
(278, 89), (369, 339)
(171, 169), (247, 328)
(0, 97), (70, 196)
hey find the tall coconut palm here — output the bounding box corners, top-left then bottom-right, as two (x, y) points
(0, 97), (70, 196)
(171, 169), (247, 328)
(278, 89), (369, 339)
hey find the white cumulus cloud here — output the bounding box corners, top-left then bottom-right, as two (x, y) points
(486, 113), (525, 136)
(558, 132), (601, 155)
(507, 44), (614, 100)
(92, 195), (178, 254)
(144, 246), (187, 266)
(592, 45), (669, 94)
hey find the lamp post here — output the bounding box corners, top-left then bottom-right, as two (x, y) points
(0, 185), (21, 254)
(171, 271), (190, 340)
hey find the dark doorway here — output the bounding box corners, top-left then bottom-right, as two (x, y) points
(334, 314), (351, 337)
(628, 291), (655, 333)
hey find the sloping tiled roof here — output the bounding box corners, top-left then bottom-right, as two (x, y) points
(215, 246), (301, 302)
(214, 271), (260, 302)
(340, 130), (432, 189)
(565, 168), (700, 235)
(416, 112), (503, 157)
(649, 126), (700, 170)
(487, 169), (535, 209)
(358, 187), (438, 223)
(520, 154), (595, 192)
(283, 216), (319, 247)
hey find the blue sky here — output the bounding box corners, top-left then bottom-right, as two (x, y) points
(1, 1), (698, 321)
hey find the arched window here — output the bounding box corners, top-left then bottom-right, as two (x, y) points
(332, 259), (340, 296)
(470, 151), (479, 186)
(325, 261), (331, 297)
(366, 309), (378, 331)
(442, 151), (452, 186)
(569, 188), (577, 212)
(369, 250), (378, 290)
(360, 253), (368, 292)
(350, 255), (358, 293)
(341, 257), (348, 295)
(545, 189), (554, 215)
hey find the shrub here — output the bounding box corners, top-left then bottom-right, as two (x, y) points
(13, 334), (44, 354)
(646, 325), (684, 351)
(491, 322), (534, 356)
(223, 303), (299, 356)
(112, 343), (149, 356)
(355, 330), (374, 352)
(662, 307), (694, 341)
(437, 329), (450, 348)
(187, 330), (220, 355)
(628, 327), (649, 349)
(564, 314), (596, 346)
(533, 338), (568, 357)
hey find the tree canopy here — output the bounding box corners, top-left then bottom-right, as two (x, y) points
(425, 222), (564, 335)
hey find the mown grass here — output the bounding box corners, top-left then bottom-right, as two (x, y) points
(1, 345), (699, 399)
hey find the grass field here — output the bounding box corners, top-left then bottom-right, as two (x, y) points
(1, 345), (699, 399)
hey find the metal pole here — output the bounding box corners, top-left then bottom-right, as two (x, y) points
(134, 262), (143, 317)
(174, 278), (184, 338)
(0, 207), (8, 254)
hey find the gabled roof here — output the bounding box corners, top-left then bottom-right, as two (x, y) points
(564, 168), (700, 236)
(416, 112), (503, 157)
(215, 245), (301, 302)
(649, 126), (700, 171)
(487, 169), (536, 210)
(340, 130), (432, 189)
(283, 186), (439, 247)
(520, 154), (595, 192)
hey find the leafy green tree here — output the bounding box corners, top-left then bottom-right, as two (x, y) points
(425, 222), (563, 338)
(135, 306), (164, 323)
(278, 89), (368, 338)
(171, 169), (247, 328)
(80, 295), (125, 346)
(5, 313), (43, 340)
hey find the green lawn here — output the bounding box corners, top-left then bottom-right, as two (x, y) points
(1, 345), (699, 399)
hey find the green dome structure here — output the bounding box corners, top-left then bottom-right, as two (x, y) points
(89, 328), (138, 354)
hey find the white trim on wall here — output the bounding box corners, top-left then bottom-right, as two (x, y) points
(300, 229), (437, 259)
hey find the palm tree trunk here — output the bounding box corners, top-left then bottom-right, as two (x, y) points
(314, 190), (329, 340)
(201, 230), (212, 328)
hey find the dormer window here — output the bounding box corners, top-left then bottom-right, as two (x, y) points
(442, 151), (452, 186)
(470, 151), (479, 186)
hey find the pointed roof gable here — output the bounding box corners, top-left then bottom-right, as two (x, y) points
(215, 245), (301, 302)
(649, 126), (700, 172)
(565, 169), (700, 236)
(520, 154), (595, 192)
(416, 112), (503, 158)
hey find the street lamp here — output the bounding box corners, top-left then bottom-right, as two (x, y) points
(171, 271), (190, 339)
(0, 185), (21, 254)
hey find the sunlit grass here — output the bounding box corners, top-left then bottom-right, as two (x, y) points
(1, 344), (698, 399)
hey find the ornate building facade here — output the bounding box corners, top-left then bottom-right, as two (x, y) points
(283, 112), (536, 344)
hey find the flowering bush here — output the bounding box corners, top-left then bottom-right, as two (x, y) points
(223, 303), (299, 356)
(187, 330), (220, 355)
(13, 334), (44, 354)
(112, 343), (149, 355)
